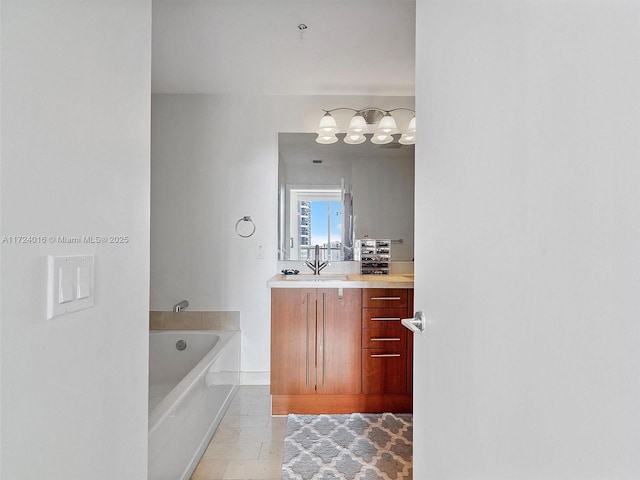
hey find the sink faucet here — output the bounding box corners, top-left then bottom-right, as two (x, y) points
(305, 245), (329, 275)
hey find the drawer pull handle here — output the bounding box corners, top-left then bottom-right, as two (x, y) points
(371, 337), (401, 342)
(370, 317), (401, 321)
(322, 293), (327, 388)
(370, 296), (402, 301)
(370, 353), (401, 358)
(306, 292), (310, 388)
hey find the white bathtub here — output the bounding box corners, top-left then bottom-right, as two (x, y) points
(148, 330), (240, 480)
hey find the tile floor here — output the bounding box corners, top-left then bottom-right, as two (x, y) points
(190, 385), (286, 480)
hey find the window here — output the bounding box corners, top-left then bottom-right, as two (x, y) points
(289, 188), (343, 261)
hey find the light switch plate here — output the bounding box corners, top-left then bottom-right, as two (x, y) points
(58, 267), (74, 304)
(47, 255), (95, 320)
(76, 265), (91, 299)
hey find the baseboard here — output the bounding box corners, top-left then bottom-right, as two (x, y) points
(240, 371), (270, 385)
(271, 394), (413, 415)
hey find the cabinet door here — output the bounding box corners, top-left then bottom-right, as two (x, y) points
(362, 349), (408, 395)
(270, 288), (317, 395)
(317, 288), (362, 394)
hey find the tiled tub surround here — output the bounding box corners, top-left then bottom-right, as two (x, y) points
(150, 311), (240, 331)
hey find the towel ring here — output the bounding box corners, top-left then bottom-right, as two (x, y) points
(235, 216), (256, 238)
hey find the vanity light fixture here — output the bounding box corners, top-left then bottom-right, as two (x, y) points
(315, 107), (416, 145)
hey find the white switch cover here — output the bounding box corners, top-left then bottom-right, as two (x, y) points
(76, 265), (91, 299)
(58, 267), (74, 304)
(256, 244), (265, 259)
(47, 255), (95, 320)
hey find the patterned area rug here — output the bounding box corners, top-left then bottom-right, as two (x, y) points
(281, 413), (412, 480)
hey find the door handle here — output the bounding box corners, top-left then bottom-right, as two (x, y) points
(402, 311), (426, 333)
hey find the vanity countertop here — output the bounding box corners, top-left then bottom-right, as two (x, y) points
(267, 273), (414, 289)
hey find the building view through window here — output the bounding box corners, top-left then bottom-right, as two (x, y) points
(291, 188), (342, 261)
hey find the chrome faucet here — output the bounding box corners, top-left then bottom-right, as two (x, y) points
(173, 300), (189, 312)
(305, 245), (329, 275)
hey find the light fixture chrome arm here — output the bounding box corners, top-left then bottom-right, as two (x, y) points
(386, 107), (416, 114)
(322, 107), (360, 113)
(322, 107), (415, 113)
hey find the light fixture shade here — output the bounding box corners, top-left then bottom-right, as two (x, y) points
(376, 113), (399, 134)
(407, 116), (416, 133)
(316, 133), (338, 144)
(398, 133), (415, 145)
(344, 133), (366, 145)
(317, 112), (338, 134)
(347, 114), (367, 134)
(371, 133), (393, 145)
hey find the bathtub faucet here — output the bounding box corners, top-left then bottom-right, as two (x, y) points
(305, 245), (329, 275)
(173, 300), (189, 312)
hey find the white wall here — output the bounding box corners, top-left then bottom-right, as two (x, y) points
(150, 94), (414, 375)
(1, 1), (151, 478)
(415, 0), (640, 477)
(352, 156), (414, 260)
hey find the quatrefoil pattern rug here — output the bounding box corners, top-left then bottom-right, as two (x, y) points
(281, 413), (412, 480)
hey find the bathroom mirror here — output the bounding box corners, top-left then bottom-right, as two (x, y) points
(278, 133), (414, 262)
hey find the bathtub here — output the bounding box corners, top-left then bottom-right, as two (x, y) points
(148, 330), (240, 480)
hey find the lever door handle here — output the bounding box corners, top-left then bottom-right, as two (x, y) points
(402, 311), (426, 333)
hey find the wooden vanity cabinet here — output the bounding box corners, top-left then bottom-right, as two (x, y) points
(270, 288), (316, 395)
(317, 288), (362, 394)
(271, 286), (413, 414)
(270, 288), (361, 397)
(361, 288), (412, 395)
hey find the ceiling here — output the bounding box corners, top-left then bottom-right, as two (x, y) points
(152, 0), (416, 96)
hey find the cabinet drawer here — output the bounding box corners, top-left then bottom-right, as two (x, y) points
(362, 328), (406, 349)
(362, 288), (408, 308)
(362, 349), (407, 395)
(362, 307), (407, 329)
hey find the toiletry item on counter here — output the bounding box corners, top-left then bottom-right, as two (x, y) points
(355, 239), (390, 275)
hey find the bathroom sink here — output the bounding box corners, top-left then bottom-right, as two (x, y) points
(283, 274), (349, 281)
